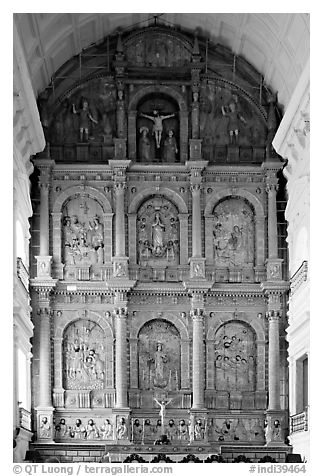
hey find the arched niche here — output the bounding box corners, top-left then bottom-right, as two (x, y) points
(128, 189), (189, 267)
(128, 85), (188, 162)
(136, 196), (180, 266)
(213, 320), (256, 392)
(51, 186), (113, 269)
(204, 189), (265, 270)
(138, 319), (181, 392)
(62, 319), (107, 390)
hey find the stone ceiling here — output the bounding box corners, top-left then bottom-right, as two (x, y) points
(14, 13), (309, 111)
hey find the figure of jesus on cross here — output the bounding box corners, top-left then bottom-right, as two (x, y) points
(141, 110), (175, 148)
(153, 397), (173, 434)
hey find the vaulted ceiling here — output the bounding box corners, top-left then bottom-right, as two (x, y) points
(14, 13), (309, 112)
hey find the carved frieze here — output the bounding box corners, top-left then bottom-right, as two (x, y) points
(137, 196), (179, 266)
(212, 197), (254, 268)
(62, 197), (104, 266)
(214, 321), (256, 391)
(138, 319), (180, 391)
(63, 319), (106, 390)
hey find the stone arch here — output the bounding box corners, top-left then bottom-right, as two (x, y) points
(128, 85), (188, 161)
(129, 187), (188, 214)
(131, 314), (189, 341)
(204, 188), (265, 268)
(53, 185), (112, 214)
(204, 188), (264, 218)
(128, 188), (189, 265)
(55, 311), (113, 340)
(128, 85), (187, 113)
(207, 315), (265, 342)
(54, 311), (115, 392)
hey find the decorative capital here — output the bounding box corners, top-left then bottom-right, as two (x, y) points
(190, 183), (201, 195)
(113, 307), (128, 319)
(114, 181), (127, 194)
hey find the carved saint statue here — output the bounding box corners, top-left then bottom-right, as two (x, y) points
(149, 342), (168, 387)
(162, 130), (178, 162)
(141, 110), (175, 148)
(116, 418), (128, 439)
(151, 212), (165, 256)
(221, 97), (247, 144)
(139, 126), (153, 161)
(72, 97), (98, 142)
(100, 419), (113, 439)
(40, 417), (51, 438)
(86, 419), (99, 439)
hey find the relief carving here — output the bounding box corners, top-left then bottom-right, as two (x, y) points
(212, 198), (254, 268)
(137, 197), (179, 266)
(63, 320), (105, 390)
(214, 321), (256, 391)
(62, 197), (104, 266)
(138, 319), (180, 391)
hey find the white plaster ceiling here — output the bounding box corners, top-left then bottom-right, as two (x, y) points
(14, 13), (310, 111)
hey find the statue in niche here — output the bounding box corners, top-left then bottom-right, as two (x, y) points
(178, 419), (189, 441)
(150, 343), (168, 387)
(162, 130), (178, 162)
(166, 419), (177, 441)
(137, 198), (179, 266)
(55, 418), (69, 438)
(86, 419), (100, 439)
(40, 417), (51, 438)
(214, 322), (256, 392)
(132, 419), (143, 442)
(72, 97), (98, 142)
(100, 419), (113, 439)
(63, 207), (105, 266)
(139, 126), (153, 161)
(194, 419), (205, 440)
(221, 95), (247, 145)
(151, 212), (166, 256)
(212, 198), (254, 268)
(97, 82), (116, 142)
(140, 110), (176, 149)
(71, 419), (86, 439)
(63, 320), (105, 390)
(116, 418), (128, 439)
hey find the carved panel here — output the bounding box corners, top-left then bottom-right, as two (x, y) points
(214, 321), (256, 391)
(138, 319), (180, 391)
(209, 417), (264, 442)
(125, 32), (191, 68)
(212, 197), (254, 268)
(63, 319), (106, 390)
(137, 197), (179, 266)
(62, 197), (104, 266)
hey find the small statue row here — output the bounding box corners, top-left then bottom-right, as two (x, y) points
(55, 417), (128, 440)
(132, 418), (205, 442)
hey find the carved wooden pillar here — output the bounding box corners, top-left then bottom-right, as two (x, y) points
(129, 338), (139, 388)
(180, 338), (190, 389)
(206, 339), (215, 390)
(267, 310), (281, 411)
(53, 336), (64, 408)
(179, 111), (188, 162)
(114, 307), (128, 408)
(114, 182), (126, 257)
(191, 184), (202, 258)
(266, 174), (279, 260)
(178, 213), (189, 265)
(116, 91), (127, 139)
(191, 93), (200, 139)
(38, 306), (52, 409)
(128, 213), (137, 265)
(204, 215), (214, 266)
(103, 212), (114, 263)
(191, 308), (205, 409)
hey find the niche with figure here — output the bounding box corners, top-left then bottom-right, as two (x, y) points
(212, 197), (255, 268)
(138, 319), (181, 391)
(137, 94), (179, 162)
(137, 196), (179, 266)
(62, 196), (105, 266)
(214, 321), (256, 392)
(63, 319), (106, 390)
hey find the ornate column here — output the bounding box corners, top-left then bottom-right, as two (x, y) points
(263, 166), (283, 280)
(34, 158), (55, 278)
(29, 283), (57, 442)
(190, 293), (205, 409)
(110, 160), (131, 278)
(187, 161), (208, 278)
(261, 286), (288, 445)
(113, 34), (127, 160)
(114, 306), (128, 408)
(189, 35), (203, 160)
